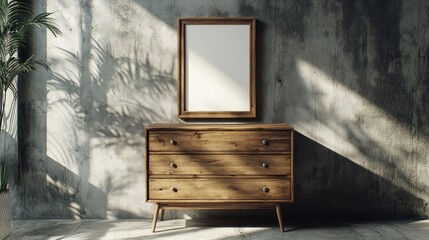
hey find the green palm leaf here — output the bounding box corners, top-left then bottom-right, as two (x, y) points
(0, 161), (8, 192)
(0, 0), (61, 141)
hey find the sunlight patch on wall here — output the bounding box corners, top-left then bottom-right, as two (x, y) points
(46, 95), (81, 175)
(44, 0), (178, 218)
(46, 174), (82, 219)
(296, 58), (429, 200)
(46, 0), (83, 176)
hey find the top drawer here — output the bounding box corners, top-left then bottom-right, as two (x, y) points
(147, 130), (291, 152)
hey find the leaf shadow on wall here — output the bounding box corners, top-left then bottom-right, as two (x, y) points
(18, 38), (175, 220)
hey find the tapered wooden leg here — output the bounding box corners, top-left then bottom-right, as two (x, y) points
(152, 203), (160, 232)
(160, 208), (165, 221)
(275, 204), (284, 232)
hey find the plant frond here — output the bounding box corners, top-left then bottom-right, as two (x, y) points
(1, 0), (62, 58)
(5, 31), (22, 56)
(25, 12), (61, 37)
(0, 0), (61, 127)
(7, 0), (32, 26)
(5, 56), (35, 86)
(0, 161), (8, 192)
(0, 0), (9, 27)
(7, 82), (16, 97)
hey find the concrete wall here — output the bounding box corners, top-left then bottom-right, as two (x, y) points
(12, 0), (429, 219)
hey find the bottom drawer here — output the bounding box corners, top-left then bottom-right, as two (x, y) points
(149, 178), (291, 201)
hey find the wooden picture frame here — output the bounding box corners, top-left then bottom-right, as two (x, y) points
(178, 17), (256, 119)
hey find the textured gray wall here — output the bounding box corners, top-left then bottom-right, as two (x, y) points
(11, 0), (429, 220)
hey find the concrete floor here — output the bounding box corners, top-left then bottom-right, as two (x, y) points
(4, 219), (429, 240)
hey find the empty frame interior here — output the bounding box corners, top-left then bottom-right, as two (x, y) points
(178, 18), (256, 118)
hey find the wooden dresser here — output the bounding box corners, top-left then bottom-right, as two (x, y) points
(145, 123), (294, 232)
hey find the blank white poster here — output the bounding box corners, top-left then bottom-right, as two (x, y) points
(185, 24), (250, 112)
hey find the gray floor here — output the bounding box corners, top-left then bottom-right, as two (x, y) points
(4, 218), (429, 240)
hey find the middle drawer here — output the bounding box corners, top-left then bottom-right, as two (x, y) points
(149, 154), (291, 175)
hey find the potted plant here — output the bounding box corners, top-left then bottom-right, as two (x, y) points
(1, 0), (60, 238)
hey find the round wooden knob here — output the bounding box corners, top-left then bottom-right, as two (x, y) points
(262, 139), (269, 145)
(171, 187), (178, 192)
(262, 162), (269, 168)
(170, 163), (177, 168)
(262, 186), (270, 193)
(170, 139), (177, 145)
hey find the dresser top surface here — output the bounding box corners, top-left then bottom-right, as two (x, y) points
(146, 123), (293, 131)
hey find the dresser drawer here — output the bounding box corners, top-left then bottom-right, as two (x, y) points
(148, 178), (291, 201)
(148, 130), (291, 152)
(149, 154), (291, 175)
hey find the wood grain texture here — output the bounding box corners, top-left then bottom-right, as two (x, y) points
(149, 175), (290, 179)
(146, 123), (293, 131)
(145, 127), (150, 202)
(152, 203), (160, 232)
(147, 199), (292, 203)
(145, 123), (294, 231)
(148, 130), (291, 152)
(158, 202), (278, 209)
(290, 130), (295, 202)
(276, 203), (284, 232)
(149, 178), (291, 200)
(149, 154), (291, 175)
